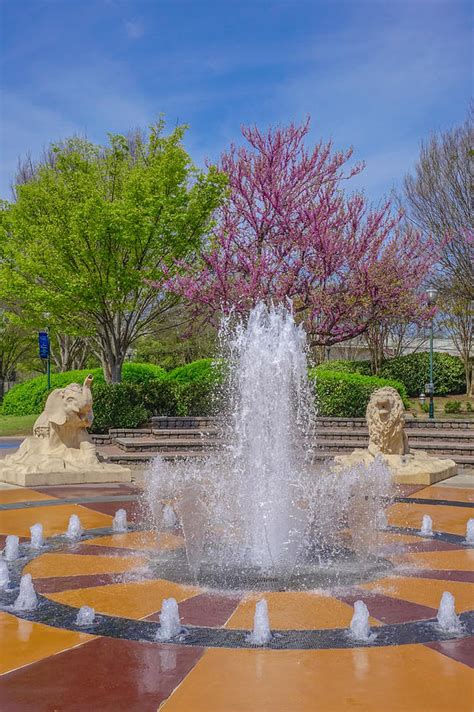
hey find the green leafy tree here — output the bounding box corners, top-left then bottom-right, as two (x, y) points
(0, 122), (226, 382)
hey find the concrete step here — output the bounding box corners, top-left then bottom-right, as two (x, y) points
(314, 439), (474, 458)
(106, 450), (210, 465)
(313, 428), (473, 442)
(151, 416), (217, 429)
(116, 437), (221, 453)
(151, 428), (221, 440)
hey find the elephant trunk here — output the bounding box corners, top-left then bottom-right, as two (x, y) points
(82, 375), (94, 405)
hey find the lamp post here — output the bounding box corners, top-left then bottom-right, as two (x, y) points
(426, 288), (437, 419)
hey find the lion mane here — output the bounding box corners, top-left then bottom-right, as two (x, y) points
(366, 387), (409, 456)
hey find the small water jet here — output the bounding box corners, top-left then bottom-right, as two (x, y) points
(0, 559), (10, 589)
(420, 515), (433, 537)
(75, 606), (95, 626)
(4, 535), (20, 561)
(66, 514), (83, 541)
(14, 573), (38, 611)
(349, 600), (374, 642)
(30, 523), (44, 549)
(113, 509), (128, 532)
(162, 504), (177, 529)
(465, 518), (474, 545)
(248, 599), (272, 645)
(437, 592), (462, 633)
(156, 598), (182, 641)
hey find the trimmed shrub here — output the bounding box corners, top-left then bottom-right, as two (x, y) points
(139, 379), (182, 417)
(1, 363), (167, 416)
(91, 383), (148, 433)
(444, 400), (462, 414)
(121, 362), (166, 383)
(379, 352), (465, 397)
(167, 358), (219, 383)
(466, 401), (473, 413)
(316, 359), (371, 376)
(311, 369), (408, 417)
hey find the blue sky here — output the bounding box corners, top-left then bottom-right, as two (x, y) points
(1, 0), (472, 202)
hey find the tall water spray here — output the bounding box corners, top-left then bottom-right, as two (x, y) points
(145, 303), (393, 589)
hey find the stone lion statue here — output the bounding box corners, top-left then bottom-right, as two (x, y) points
(0, 375), (130, 484)
(366, 386), (409, 457)
(334, 386), (456, 485)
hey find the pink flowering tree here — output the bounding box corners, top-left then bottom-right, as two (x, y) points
(162, 120), (437, 346)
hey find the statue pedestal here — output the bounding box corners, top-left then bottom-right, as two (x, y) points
(334, 449), (457, 486)
(0, 464), (132, 487)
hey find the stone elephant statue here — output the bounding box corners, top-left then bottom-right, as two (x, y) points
(34, 374), (95, 449)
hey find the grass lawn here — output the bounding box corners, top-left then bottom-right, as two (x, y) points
(0, 414), (38, 436)
(409, 394), (473, 419)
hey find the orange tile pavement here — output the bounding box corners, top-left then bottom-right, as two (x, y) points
(46, 578), (201, 619)
(390, 548), (474, 572)
(24, 551), (148, 579)
(225, 591), (381, 630)
(361, 576), (474, 612)
(387, 501), (472, 535)
(159, 644), (474, 712)
(411, 485), (474, 504)
(85, 530), (184, 552)
(0, 611), (95, 675)
(0, 488), (57, 505)
(0, 503), (112, 537)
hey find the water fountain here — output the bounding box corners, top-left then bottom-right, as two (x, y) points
(420, 515), (433, 537)
(465, 518), (474, 545)
(14, 573), (38, 611)
(30, 523), (44, 549)
(66, 514), (83, 541)
(248, 599), (272, 645)
(0, 560), (10, 589)
(162, 504), (177, 529)
(4, 534), (20, 561)
(145, 303), (393, 592)
(437, 592), (462, 633)
(349, 600), (374, 642)
(156, 598), (182, 641)
(112, 509), (128, 532)
(75, 606), (95, 626)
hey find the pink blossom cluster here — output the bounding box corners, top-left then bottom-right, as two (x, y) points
(161, 120), (437, 345)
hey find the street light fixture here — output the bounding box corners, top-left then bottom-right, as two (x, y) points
(426, 288), (438, 419)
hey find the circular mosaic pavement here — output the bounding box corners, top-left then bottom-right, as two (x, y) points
(1, 488), (473, 653)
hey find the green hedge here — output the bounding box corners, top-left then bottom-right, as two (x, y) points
(91, 383), (149, 432)
(318, 352), (466, 397)
(379, 352), (465, 396)
(316, 359), (371, 376)
(1, 363), (166, 416)
(311, 369), (409, 417)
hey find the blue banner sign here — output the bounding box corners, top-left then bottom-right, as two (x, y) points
(38, 331), (50, 359)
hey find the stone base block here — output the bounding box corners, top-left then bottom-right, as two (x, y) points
(0, 466), (132, 487)
(334, 449), (457, 486)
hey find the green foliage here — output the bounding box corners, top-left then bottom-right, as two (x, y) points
(167, 358), (219, 383)
(311, 369), (408, 417)
(315, 359), (371, 376)
(138, 379), (182, 418)
(120, 362), (166, 383)
(379, 352), (466, 396)
(466, 401), (473, 413)
(444, 400), (462, 414)
(91, 383), (148, 432)
(0, 363), (165, 416)
(0, 122), (226, 382)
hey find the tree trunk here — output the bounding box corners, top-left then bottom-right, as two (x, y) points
(100, 351), (124, 384)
